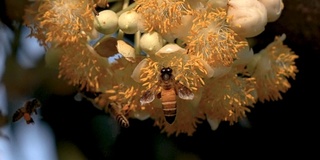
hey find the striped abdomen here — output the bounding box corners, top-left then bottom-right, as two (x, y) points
(161, 89), (177, 124)
(108, 103), (129, 128)
(114, 114), (129, 128)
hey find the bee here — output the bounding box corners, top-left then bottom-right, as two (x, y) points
(12, 98), (41, 124)
(140, 67), (194, 124)
(108, 102), (129, 128)
(75, 89), (129, 128)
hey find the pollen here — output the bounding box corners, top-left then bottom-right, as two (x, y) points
(139, 54), (207, 92)
(199, 69), (257, 124)
(185, 8), (248, 67)
(58, 44), (112, 92)
(135, 0), (194, 34)
(23, 0), (94, 48)
(252, 34), (299, 102)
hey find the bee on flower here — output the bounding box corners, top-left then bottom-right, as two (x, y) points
(22, 0), (298, 136)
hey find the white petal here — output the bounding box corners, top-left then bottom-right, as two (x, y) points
(207, 118), (221, 130)
(116, 40), (136, 62)
(228, 0), (268, 37)
(258, 0), (284, 22)
(131, 58), (148, 83)
(233, 46), (254, 66)
(133, 110), (150, 121)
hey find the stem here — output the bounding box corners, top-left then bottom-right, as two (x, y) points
(108, 0), (120, 2)
(116, 2), (137, 16)
(134, 31), (141, 56)
(117, 29), (124, 40)
(122, 0), (130, 9)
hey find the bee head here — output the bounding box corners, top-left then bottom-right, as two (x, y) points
(160, 67), (173, 81)
(31, 99), (41, 108)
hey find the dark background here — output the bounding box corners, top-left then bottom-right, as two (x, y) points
(1, 0), (319, 159)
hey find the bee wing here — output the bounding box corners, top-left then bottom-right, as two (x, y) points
(140, 89), (156, 105)
(25, 99), (34, 114)
(24, 98), (41, 114)
(12, 109), (24, 122)
(176, 82), (194, 100)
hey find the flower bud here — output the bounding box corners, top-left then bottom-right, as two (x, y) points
(228, 0), (267, 38)
(94, 10), (118, 35)
(258, 0), (284, 22)
(118, 11), (139, 34)
(139, 31), (164, 56)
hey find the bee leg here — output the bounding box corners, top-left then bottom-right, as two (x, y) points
(23, 113), (34, 124)
(26, 118), (35, 124)
(157, 92), (161, 99)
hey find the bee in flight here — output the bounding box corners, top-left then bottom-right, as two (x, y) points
(12, 98), (41, 124)
(108, 102), (130, 128)
(140, 67), (194, 124)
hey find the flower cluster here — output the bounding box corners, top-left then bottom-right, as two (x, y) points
(23, 0), (298, 136)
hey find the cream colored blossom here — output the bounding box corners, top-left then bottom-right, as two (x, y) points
(58, 43), (112, 92)
(185, 7), (248, 67)
(248, 34), (298, 102)
(92, 57), (145, 114)
(23, 0), (95, 47)
(23, 0), (298, 136)
(199, 68), (257, 124)
(135, 0), (195, 42)
(134, 44), (210, 91)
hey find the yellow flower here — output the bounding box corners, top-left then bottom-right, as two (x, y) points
(199, 68), (257, 124)
(184, 7), (248, 67)
(22, 0), (298, 136)
(92, 56), (145, 116)
(133, 43), (210, 91)
(130, 44), (211, 136)
(248, 34), (299, 102)
(58, 43), (112, 92)
(135, 0), (194, 41)
(23, 0), (95, 47)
